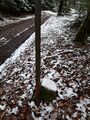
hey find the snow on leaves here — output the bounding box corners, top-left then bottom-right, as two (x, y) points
(0, 10), (90, 119)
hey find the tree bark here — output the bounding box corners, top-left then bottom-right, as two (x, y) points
(35, 0), (41, 106)
(58, 0), (67, 16)
(58, 0), (64, 15)
(74, 10), (90, 43)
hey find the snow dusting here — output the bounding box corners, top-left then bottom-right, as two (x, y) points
(0, 14), (34, 27)
(0, 104), (6, 110)
(0, 10), (90, 120)
(41, 77), (57, 92)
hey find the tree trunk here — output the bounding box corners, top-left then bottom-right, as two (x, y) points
(34, 0), (41, 106)
(75, 3), (90, 43)
(74, 11), (90, 43)
(58, 0), (67, 16)
(58, 0), (64, 15)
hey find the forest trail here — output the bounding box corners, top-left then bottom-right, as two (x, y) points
(0, 13), (50, 65)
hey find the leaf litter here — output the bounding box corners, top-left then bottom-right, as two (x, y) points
(0, 10), (90, 120)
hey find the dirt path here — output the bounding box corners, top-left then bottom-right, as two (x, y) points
(0, 14), (50, 65)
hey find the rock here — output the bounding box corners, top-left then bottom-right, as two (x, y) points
(32, 77), (58, 103)
(41, 77), (57, 103)
(41, 77), (57, 92)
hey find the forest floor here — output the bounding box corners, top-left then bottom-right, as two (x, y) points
(0, 10), (90, 120)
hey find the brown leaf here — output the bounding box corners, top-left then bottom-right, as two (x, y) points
(0, 88), (3, 96)
(59, 103), (64, 107)
(0, 111), (5, 120)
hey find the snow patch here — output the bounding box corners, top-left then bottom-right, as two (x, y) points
(41, 77), (57, 92)
(0, 104), (6, 110)
(64, 87), (77, 97)
(15, 28), (29, 37)
(7, 106), (19, 115)
(43, 11), (57, 16)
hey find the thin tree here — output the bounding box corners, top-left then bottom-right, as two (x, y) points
(58, 0), (68, 16)
(34, 0), (41, 106)
(58, 0), (64, 15)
